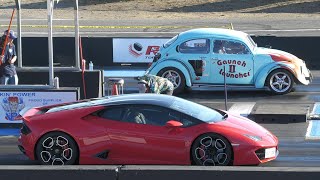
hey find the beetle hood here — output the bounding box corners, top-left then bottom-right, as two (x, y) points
(256, 47), (303, 64)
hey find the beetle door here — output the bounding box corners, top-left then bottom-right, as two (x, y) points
(178, 38), (211, 83)
(211, 39), (254, 85)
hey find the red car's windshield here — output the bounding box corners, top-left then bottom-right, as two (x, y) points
(169, 97), (224, 123)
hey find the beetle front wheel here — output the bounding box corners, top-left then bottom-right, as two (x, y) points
(266, 69), (294, 95)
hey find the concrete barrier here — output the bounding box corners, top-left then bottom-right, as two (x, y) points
(119, 166), (320, 180)
(0, 165), (118, 180)
(1, 165), (320, 180)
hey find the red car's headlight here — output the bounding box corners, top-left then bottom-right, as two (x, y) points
(243, 134), (262, 141)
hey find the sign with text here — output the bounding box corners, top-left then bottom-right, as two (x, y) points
(113, 38), (170, 63)
(0, 91), (77, 123)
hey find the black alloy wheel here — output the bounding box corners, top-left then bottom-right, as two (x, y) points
(35, 132), (78, 165)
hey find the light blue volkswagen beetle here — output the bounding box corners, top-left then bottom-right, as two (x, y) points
(146, 28), (312, 95)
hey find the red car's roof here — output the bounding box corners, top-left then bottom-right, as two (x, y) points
(46, 93), (176, 113)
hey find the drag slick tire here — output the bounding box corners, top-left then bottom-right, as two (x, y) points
(266, 69), (294, 95)
(191, 133), (233, 166)
(36, 132), (78, 165)
(157, 67), (186, 94)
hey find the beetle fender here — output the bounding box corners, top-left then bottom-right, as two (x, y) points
(254, 63), (296, 88)
(148, 59), (192, 87)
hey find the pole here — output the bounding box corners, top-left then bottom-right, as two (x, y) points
(74, 0), (80, 70)
(15, 0), (22, 68)
(47, 0), (54, 87)
(1, 8), (16, 65)
(224, 65), (228, 111)
(80, 36), (87, 99)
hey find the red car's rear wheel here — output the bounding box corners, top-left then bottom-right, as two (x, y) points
(191, 133), (233, 166)
(35, 132), (78, 165)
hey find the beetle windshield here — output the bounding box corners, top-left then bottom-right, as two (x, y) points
(163, 35), (178, 48)
(170, 97), (224, 123)
(247, 35), (257, 50)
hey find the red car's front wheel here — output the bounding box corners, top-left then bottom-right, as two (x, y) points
(35, 132), (79, 165)
(191, 133), (233, 166)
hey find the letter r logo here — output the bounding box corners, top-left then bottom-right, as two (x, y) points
(145, 46), (160, 55)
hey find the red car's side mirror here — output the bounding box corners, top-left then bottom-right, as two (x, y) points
(165, 120), (183, 128)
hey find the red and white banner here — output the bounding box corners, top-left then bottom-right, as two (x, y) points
(113, 38), (170, 63)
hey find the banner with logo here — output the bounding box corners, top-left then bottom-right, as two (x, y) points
(0, 91), (77, 123)
(113, 38), (170, 63)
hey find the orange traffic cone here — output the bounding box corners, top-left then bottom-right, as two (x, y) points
(111, 84), (118, 95)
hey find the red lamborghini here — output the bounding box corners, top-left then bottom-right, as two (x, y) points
(18, 93), (278, 166)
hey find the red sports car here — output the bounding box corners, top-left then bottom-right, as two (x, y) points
(18, 93), (278, 166)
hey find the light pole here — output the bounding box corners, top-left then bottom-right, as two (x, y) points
(224, 65), (228, 111)
(15, 0), (22, 68)
(75, 0), (80, 70)
(47, 0), (56, 87)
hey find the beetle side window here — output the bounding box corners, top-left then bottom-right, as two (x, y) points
(213, 40), (249, 54)
(226, 41), (250, 54)
(179, 39), (210, 54)
(213, 40), (227, 54)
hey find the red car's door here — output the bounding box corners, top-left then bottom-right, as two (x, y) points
(115, 122), (190, 164)
(108, 105), (193, 165)
(91, 104), (199, 165)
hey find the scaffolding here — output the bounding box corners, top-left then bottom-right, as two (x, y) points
(2, 0), (81, 88)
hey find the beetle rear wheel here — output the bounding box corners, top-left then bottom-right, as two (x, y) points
(157, 67), (186, 94)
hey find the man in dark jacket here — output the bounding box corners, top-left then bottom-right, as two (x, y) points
(0, 30), (18, 85)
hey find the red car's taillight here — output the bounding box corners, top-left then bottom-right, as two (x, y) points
(21, 122), (32, 135)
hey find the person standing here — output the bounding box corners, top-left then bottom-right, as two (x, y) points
(0, 30), (18, 85)
(136, 74), (174, 95)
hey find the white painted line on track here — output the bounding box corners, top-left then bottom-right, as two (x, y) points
(0, 19), (74, 21)
(245, 29), (320, 32)
(20, 32), (182, 35)
(0, 135), (17, 139)
(309, 102), (320, 119)
(311, 102), (320, 115)
(104, 70), (146, 78)
(305, 120), (320, 140)
(306, 120), (313, 139)
(306, 102), (320, 140)
(20, 30), (320, 36)
(228, 102), (256, 117)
